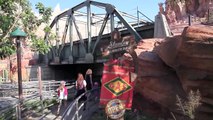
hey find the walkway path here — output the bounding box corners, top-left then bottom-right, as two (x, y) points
(26, 97), (99, 120)
(26, 100), (73, 120)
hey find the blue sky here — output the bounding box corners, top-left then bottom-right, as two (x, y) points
(30, 0), (165, 21)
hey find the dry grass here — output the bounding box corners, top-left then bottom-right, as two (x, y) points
(176, 90), (201, 119)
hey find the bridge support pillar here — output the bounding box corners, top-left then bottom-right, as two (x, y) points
(85, 53), (94, 63)
(69, 56), (74, 64)
(54, 56), (60, 63)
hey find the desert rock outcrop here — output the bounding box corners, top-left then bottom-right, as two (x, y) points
(133, 25), (213, 119)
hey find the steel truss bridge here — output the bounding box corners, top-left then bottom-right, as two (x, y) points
(44, 0), (154, 65)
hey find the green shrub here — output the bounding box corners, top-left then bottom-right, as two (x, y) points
(0, 107), (16, 120)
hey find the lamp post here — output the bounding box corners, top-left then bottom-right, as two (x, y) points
(10, 27), (26, 119)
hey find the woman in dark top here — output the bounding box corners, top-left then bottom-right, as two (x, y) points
(85, 69), (93, 90)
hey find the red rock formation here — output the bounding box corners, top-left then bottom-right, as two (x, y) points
(196, 0), (211, 17)
(133, 26), (213, 119)
(164, 0), (211, 23)
(165, 5), (177, 24)
(133, 39), (186, 118)
(0, 44), (39, 82)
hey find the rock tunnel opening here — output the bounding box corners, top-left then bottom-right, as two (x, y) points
(49, 63), (104, 84)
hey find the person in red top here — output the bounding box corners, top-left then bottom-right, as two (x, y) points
(56, 81), (68, 115)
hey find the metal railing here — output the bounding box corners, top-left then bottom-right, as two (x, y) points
(0, 69), (9, 82)
(0, 93), (42, 120)
(0, 80), (75, 120)
(62, 87), (100, 120)
(0, 80), (74, 97)
(0, 100), (19, 120)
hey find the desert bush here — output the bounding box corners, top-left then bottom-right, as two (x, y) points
(176, 90), (201, 119)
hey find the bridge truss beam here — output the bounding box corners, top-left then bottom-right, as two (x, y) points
(45, 0), (153, 64)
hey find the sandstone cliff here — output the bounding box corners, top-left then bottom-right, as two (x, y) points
(164, 0), (211, 24)
(133, 25), (213, 119)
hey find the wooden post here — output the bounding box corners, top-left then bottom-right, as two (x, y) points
(38, 66), (44, 113)
(17, 99), (21, 119)
(188, 15), (191, 26)
(15, 104), (20, 120)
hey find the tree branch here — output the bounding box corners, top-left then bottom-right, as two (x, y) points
(2, 13), (21, 40)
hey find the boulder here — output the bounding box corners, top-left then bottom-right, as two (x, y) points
(164, 0), (211, 23)
(133, 26), (213, 119)
(154, 26), (213, 119)
(133, 39), (186, 118)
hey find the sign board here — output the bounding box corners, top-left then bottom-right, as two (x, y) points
(105, 99), (125, 120)
(108, 41), (130, 54)
(100, 59), (135, 109)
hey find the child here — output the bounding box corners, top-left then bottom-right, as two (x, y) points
(56, 81), (68, 115)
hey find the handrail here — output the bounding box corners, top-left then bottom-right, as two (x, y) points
(61, 87), (100, 120)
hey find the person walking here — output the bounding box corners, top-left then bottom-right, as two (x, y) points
(75, 73), (87, 101)
(56, 81), (68, 115)
(93, 82), (99, 101)
(85, 69), (93, 91)
(75, 73), (87, 110)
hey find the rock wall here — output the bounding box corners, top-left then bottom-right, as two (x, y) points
(0, 43), (54, 82)
(164, 0), (211, 24)
(133, 26), (213, 119)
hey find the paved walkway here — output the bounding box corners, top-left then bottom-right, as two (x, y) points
(26, 98), (99, 120)
(26, 88), (100, 120)
(26, 100), (73, 120)
(62, 99), (99, 120)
